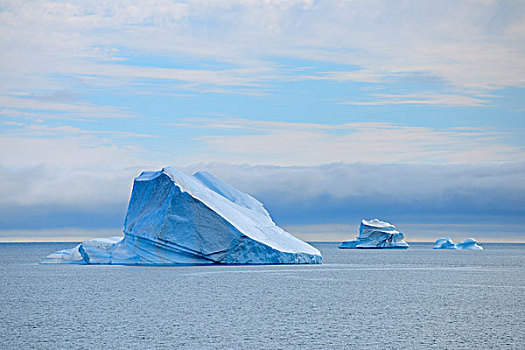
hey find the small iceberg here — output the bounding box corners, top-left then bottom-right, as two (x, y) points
(42, 168), (322, 265)
(457, 238), (483, 250)
(433, 237), (457, 249)
(433, 237), (483, 250)
(339, 219), (409, 249)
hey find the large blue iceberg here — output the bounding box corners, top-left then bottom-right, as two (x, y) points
(42, 168), (322, 265)
(434, 237), (483, 250)
(339, 219), (409, 249)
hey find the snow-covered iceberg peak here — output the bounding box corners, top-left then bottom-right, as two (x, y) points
(433, 237), (457, 249)
(339, 219), (409, 249)
(457, 238), (483, 250)
(42, 167), (322, 265)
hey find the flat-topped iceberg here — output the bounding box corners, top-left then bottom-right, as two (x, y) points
(433, 237), (483, 250)
(339, 219), (409, 249)
(42, 168), (322, 265)
(433, 237), (457, 249)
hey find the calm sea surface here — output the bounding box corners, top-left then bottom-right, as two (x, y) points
(0, 242), (523, 349)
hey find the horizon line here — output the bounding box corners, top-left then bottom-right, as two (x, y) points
(1, 239), (524, 244)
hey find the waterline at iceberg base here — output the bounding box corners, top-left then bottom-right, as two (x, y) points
(339, 219), (409, 249)
(42, 168), (322, 265)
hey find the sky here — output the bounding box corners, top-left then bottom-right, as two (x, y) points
(1, 0), (524, 242)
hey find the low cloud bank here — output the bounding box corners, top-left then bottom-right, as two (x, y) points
(1, 162), (524, 241)
(189, 162), (525, 223)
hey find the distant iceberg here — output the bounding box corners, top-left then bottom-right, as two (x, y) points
(42, 168), (322, 265)
(339, 219), (409, 249)
(433, 237), (457, 249)
(433, 237), (483, 250)
(457, 238), (483, 250)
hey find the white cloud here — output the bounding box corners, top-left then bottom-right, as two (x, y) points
(1, 0), (524, 100)
(2, 121), (157, 138)
(0, 0), (524, 239)
(340, 93), (489, 107)
(1, 116), (522, 215)
(182, 162), (525, 205)
(0, 94), (136, 120)
(0, 134), (158, 210)
(174, 118), (524, 165)
(1, 124), (524, 238)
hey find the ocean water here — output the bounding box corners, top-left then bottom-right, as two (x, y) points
(0, 243), (523, 349)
